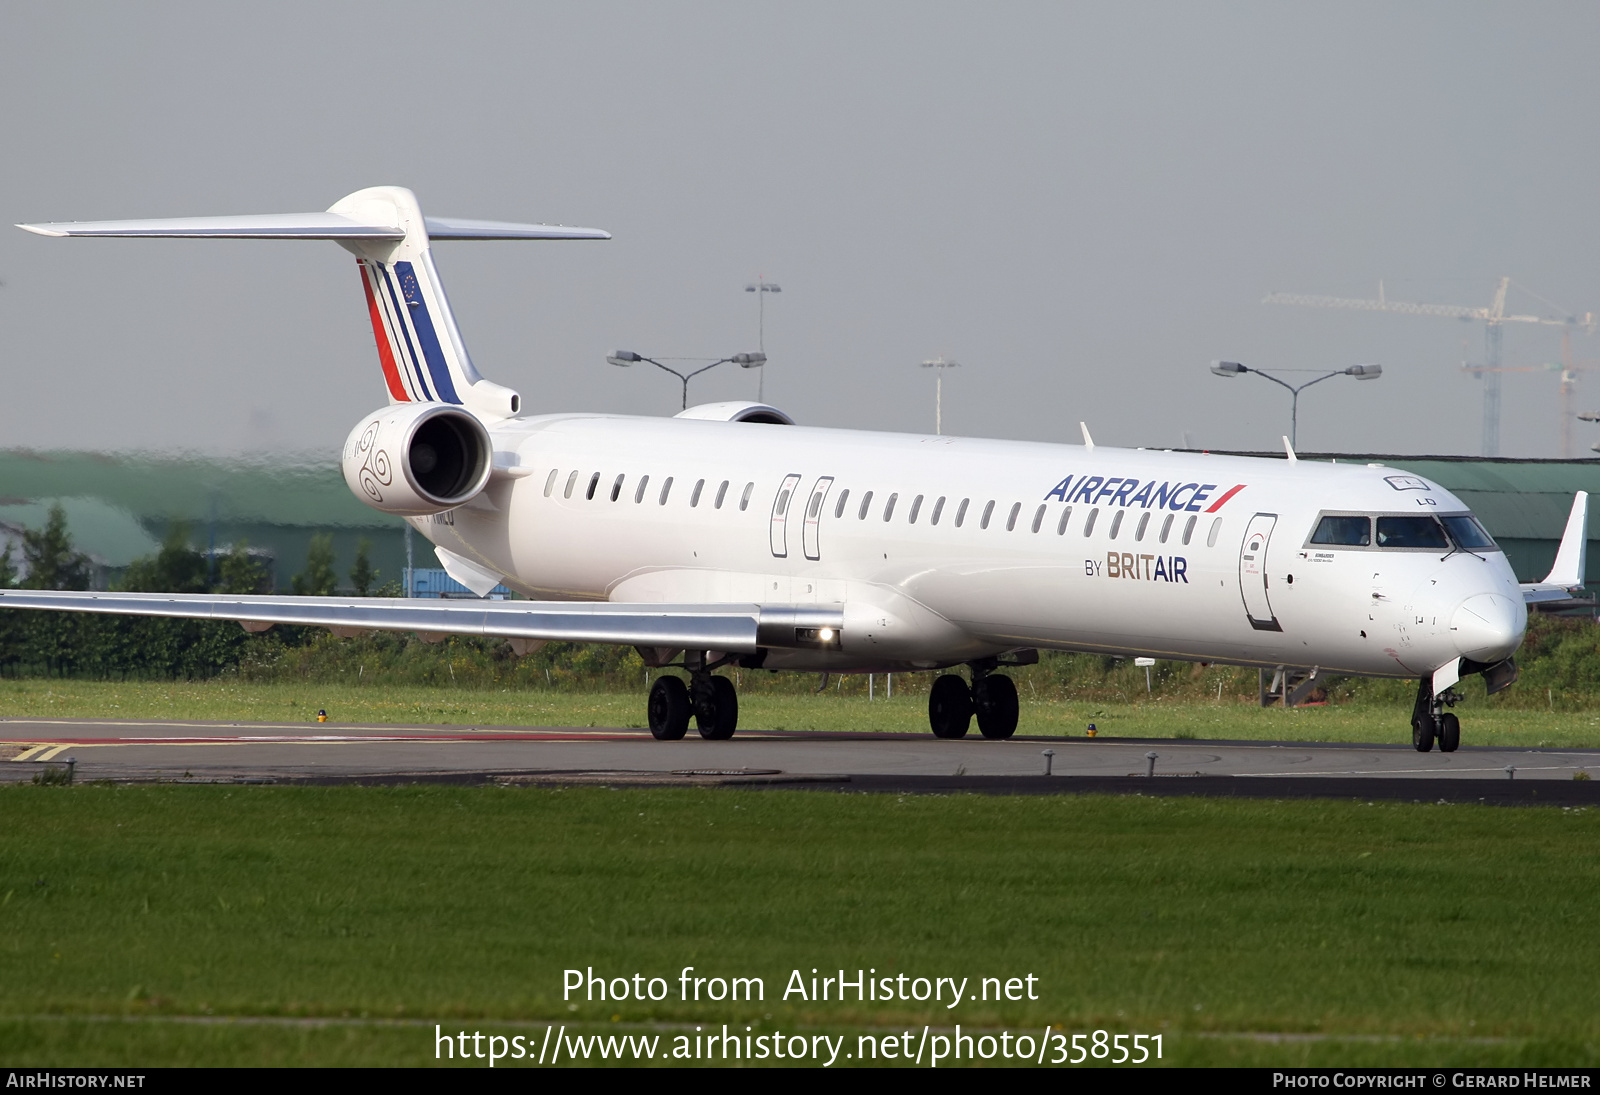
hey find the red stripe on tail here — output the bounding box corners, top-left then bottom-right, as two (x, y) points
(358, 261), (409, 402)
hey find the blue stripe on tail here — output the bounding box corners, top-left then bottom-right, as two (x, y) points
(378, 263), (434, 401)
(396, 261), (461, 404)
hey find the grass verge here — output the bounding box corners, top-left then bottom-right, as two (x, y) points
(3, 678), (1600, 748)
(0, 784), (1595, 1066)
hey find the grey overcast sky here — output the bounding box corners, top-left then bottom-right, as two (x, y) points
(3, 1), (1598, 459)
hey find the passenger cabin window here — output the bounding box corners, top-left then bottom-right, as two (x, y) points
(1441, 515), (1497, 550)
(955, 499), (970, 527)
(1207, 517), (1222, 547)
(1181, 515), (1197, 545)
(908, 495), (923, 523)
(659, 477), (674, 505)
(585, 472), (600, 500)
(834, 489), (850, 518)
(808, 490), (824, 518)
(610, 473), (625, 501)
(1135, 512), (1149, 541)
(544, 470), (558, 497)
(739, 482), (753, 510)
(1005, 502), (1021, 531)
(980, 500), (995, 529)
(564, 471), (579, 499)
(858, 491), (874, 519)
(883, 493), (898, 521)
(1057, 506), (1073, 535)
(1083, 508), (1098, 536)
(776, 487), (792, 515)
(1031, 504), (1046, 533)
(691, 479), (705, 507)
(1310, 515), (1371, 547)
(931, 497), (946, 525)
(1376, 516), (1449, 549)
(1109, 511), (1123, 539)
(715, 480), (730, 509)
(634, 475), (650, 503)
(1159, 513), (1173, 543)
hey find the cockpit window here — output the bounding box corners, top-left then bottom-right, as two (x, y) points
(1440, 515), (1497, 550)
(1310, 515), (1371, 546)
(1376, 516), (1449, 549)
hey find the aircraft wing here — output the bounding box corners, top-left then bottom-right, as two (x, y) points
(0, 590), (841, 654)
(1521, 491), (1590, 605)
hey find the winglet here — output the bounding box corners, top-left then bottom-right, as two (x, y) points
(1080, 422), (1095, 451)
(1283, 436), (1298, 463)
(1543, 491), (1588, 588)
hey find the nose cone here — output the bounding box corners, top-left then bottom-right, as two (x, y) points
(1451, 593), (1526, 663)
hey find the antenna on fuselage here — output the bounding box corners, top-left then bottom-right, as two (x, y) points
(1080, 422), (1095, 451)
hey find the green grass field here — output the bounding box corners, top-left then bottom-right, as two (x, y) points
(4, 677), (1599, 748)
(0, 783), (1596, 1067)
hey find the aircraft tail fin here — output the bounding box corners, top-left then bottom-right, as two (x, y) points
(17, 186), (610, 421)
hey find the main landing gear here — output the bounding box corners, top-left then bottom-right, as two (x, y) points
(647, 653), (739, 741)
(1410, 676), (1461, 754)
(928, 660), (1020, 740)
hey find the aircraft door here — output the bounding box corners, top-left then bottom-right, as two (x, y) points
(801, 476), (834, 561)
(1239, 513), (1283, 632)
(769, 473), (802, 558)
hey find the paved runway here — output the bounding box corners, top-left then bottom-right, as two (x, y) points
(3, 718), (1598, 802)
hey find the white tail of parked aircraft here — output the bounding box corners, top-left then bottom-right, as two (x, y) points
(7, 187), (1589, 749)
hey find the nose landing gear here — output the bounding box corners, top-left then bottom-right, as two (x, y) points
(1411, 677), (1461, 753)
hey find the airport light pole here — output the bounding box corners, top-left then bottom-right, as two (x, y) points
(607, 351), (766, 411)
(1210, 361), (1382, 447)
(921, 357), (960, 435)
(744, 277), (781, 401)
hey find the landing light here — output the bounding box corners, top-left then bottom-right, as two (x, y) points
(818, 628), (835, 642)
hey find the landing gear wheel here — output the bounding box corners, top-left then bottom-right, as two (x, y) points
(694, 675), (739, 740)
(1412, 712), (1436, 753)
(974, 673), (1019, 740)
(647, 676), (690, 740)
(1437, 712), (1460, 753)
(928, 674), (973, 739)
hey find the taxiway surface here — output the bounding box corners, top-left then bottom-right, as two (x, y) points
(2, 717), (1595, 791)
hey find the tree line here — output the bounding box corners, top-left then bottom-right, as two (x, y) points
(0, 504), (384, 679)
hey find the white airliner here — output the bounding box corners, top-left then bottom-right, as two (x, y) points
(6, 187), (1589, 751)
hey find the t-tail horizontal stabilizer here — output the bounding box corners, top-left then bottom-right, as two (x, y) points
(1522, 491), (1589, 604)
(16, 186), (610, 422)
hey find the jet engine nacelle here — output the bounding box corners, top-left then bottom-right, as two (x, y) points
(341, 404), (492, 516)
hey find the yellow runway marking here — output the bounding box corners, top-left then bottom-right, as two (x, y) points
(34, 745), (74, 762)
(10, 746), (49, 762)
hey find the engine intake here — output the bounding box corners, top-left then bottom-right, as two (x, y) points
(341, 404), (492, 515)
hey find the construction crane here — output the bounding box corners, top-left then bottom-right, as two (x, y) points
(1264, 277), (1595, 457)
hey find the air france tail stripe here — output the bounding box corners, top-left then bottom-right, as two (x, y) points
(372, 263), (426, 401)
(1205, 484), (1247, 512)
(378, 264), (435, 401)
(358, 262), (411, 402)
(395, 261), (462, 404)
